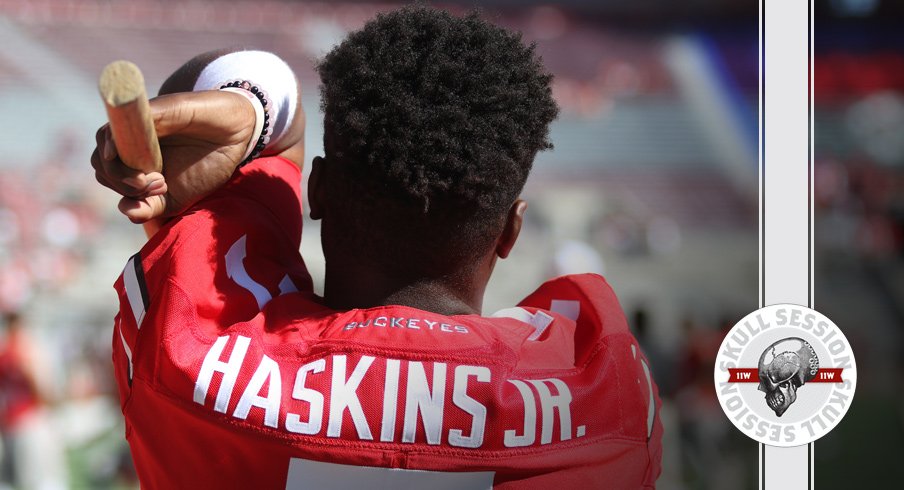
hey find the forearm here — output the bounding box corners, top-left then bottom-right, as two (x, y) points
(160, 48), (305, 166)
(93, 49), (306, 239)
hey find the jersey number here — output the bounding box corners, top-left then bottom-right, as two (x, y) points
(225, 235), (297, 310)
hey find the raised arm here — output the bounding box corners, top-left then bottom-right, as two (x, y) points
(91, 49), (305, 235)
(159, 48), (305, 163)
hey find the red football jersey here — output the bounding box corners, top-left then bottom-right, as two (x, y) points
(112, 156), (663, 489)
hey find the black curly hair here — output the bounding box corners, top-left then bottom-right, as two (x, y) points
(317, 5), (558, 273)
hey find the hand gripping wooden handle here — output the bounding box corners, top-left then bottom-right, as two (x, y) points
(98, 61), (162, 173)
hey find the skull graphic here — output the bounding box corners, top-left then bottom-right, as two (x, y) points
(757, 337), (819, 417)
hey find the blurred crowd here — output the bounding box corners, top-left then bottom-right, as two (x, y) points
(0, 131), (137, 489)
(0, 133), (98, 312)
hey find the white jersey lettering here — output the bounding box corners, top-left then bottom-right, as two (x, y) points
(530, 378), (573, 444)
(403, 362), (447, 445)
(448, 365), (490, 448)
(504, 380), (537, 447)
(380, 359), (401, 442)
(328, 355), (375, 440)
(286, 359), (326, 435)
(194, 335), (251, 414)
(233, 355), (282, 428)
(191, 336), (587, 450)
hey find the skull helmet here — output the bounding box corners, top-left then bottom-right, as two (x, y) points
(757, 337), (819, 417)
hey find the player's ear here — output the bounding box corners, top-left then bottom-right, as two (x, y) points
(496, 199), (527, 259)
(308, 156), (325, 220)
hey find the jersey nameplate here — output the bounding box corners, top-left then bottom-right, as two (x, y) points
(193, 334), (589, 449)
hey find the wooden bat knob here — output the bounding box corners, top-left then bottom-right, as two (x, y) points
(99, 61), (162, 174)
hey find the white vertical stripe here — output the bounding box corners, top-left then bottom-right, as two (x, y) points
(763, 0), (809, 308)
(123, 256), (146, 328)
(759, 443), (764, 490)
(631, 344), (655, 438)
(761, 0), (812, 488)
(640, 358), (655, 438)
(118, 324), (133, 381)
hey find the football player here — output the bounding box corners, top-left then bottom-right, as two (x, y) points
(91, 6), (662, 489)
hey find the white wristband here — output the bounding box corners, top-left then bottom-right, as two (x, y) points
(220, 87), (265, 163)
(194, 50), (297, 150)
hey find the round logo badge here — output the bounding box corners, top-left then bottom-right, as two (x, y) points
(713, 304), (856, 447)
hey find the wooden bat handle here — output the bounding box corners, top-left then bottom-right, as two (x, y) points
(99, 60), (162, 173)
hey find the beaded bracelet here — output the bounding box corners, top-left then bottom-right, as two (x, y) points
(219, 80), (272, 167)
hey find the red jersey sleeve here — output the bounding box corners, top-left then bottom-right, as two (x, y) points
(112, 157), (314, 404)
(511, 274), (664, 488)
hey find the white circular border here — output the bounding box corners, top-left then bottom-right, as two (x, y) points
(713, 303), (857, 447)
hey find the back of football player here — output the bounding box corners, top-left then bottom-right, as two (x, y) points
(92, 6), (662, 489)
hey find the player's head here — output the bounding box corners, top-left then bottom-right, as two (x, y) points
(311, 5), (558, 279)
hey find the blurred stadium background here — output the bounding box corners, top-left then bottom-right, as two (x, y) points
(0, 0), (899, 488)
